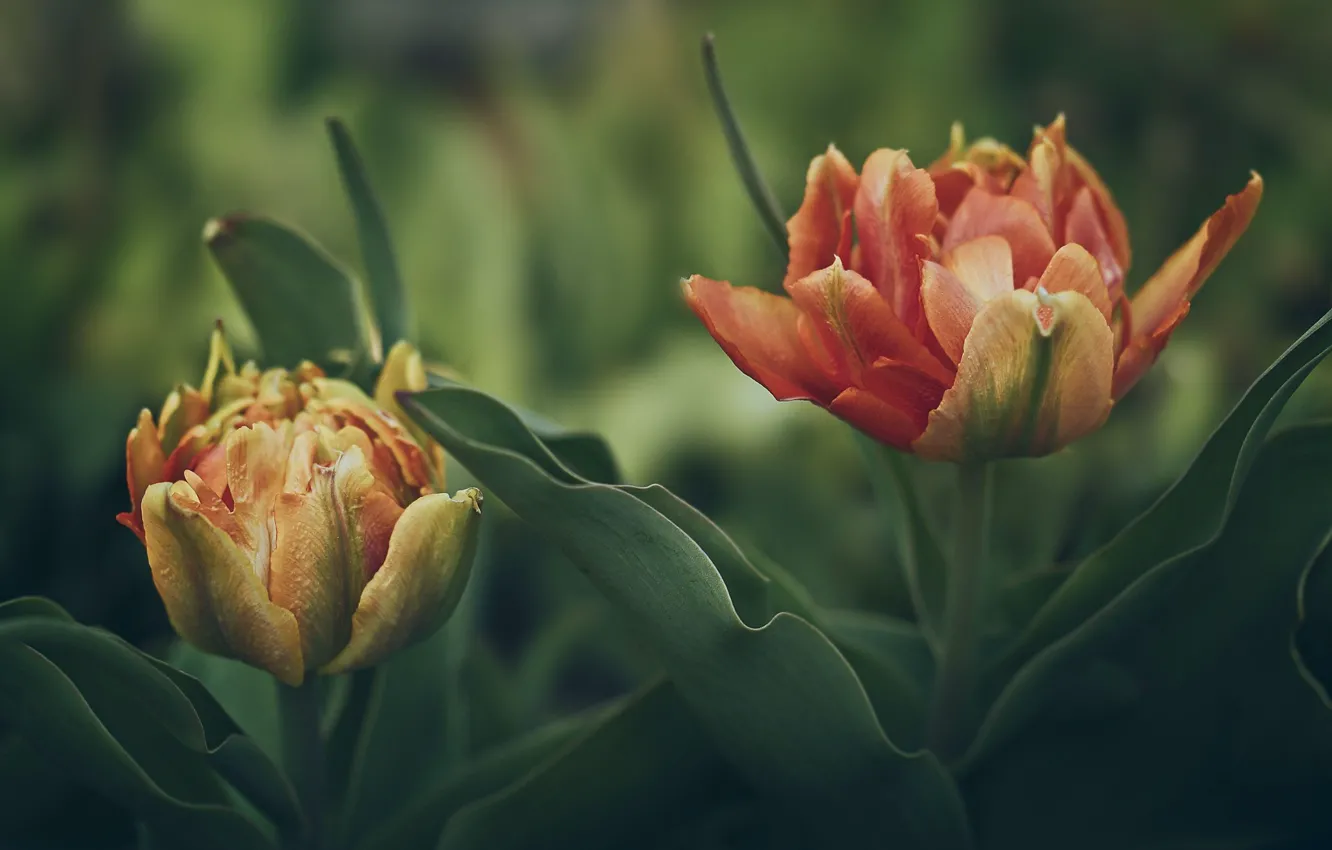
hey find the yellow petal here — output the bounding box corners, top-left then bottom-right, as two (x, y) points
(200, 322), (237, 405)
(141, 480), (304, 685)
(374, 341), (445, 487)
(912, 288), (1114, 462)
(321, 488), (482, 675)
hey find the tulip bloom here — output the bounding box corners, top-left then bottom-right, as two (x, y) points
(685, 116), (1262, 461)
(119, 328), (481, 685)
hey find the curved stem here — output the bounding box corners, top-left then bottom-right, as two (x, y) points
(700, 33), (788, 256)
(280, 678), (325, 850)
(927, 461), (992, 760)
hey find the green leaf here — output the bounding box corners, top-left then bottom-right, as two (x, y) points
(962, 424), (1332, 848)
(855, 433), (947, 652)
(404, 385), (972, 848)
(816, 608), (933, 751)
(0, 615), (280, 849)
(996, 308), (1332, 679)
(327, 117), (409, 354)
(341, 624), (457, 847)
(438, 680), (746, 850)
(204, 214), (367, 367)
(1292, 531), (1332, 708)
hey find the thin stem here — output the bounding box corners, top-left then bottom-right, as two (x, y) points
(927, 461), (992, 760)
(279, 677), (325, 850)
(700, 33), (788, 256)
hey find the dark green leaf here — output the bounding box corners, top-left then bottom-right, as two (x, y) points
(963, 425), (1332, 848)
(204, 214), (367, 367)
(341, 624), (456, 847)
(998, 308), (1332, 678)
(438, 680), (745, 850)
(404, 385), (972, 848)
(0, 618), (277, 849)
(327, 117), (409, 353)
(1292, 531), (1332, 708)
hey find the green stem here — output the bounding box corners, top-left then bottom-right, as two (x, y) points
(280, 678), (325, 850)
(927, 461), (992, 760)
(700, 33), (788, 256)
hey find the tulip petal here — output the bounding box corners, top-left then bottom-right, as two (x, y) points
(1115, 173), (1262, 397)
(785, 145), (859, 288)
(921, 236), (1016, 365)
(141, 480), (304, 685)
(225, 422), (292, 585)
(830, 387), (926, 454)
(321, 488), (482, 675)
(1065, 186), (1125, 298)
(375, 340), (446, 488)
(944, 188), (1056, 287)
(787, 259), (953, 386)
(683, 275), (840, 403)
(268, 463), (351, 671)
(862, 357), (948, 431)
(1064, 144), (1132, 273)
(332, 445), (405, 582)
(1129, 173), (1263, 336)
(853, 149), (938, 329)
(912, 288), (1114, 462)
(118, 409), (167, 540)
(1031, 243), (1113, 323)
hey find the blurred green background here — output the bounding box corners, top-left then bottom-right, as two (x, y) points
(3, 0), (1331, 774)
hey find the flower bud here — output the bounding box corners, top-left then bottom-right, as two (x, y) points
(119, 327), (481, 684)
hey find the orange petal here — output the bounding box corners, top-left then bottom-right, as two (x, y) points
(1113, 301), (1190, 400)
(944, 188), (1056, 287)
(862, 357), (948, 431)
(784, 145), (859, 289)
(1064, 144), (1132, 274)
(852, 149), (938, 329)
(224, 422), (292, 585)
(912, 288), (1114, 462)
(1032, 243), (1112, 323)
(829, 387), (925, 453)
(1009, 120), (1065, 232)
(1128, 172), (1263, 339)
(120, 409), (166, 540)
(683, 275), (840, 403)
(1065, 186), (1125, 299)
(786, 259), (953, 386)
(921, 236), (1014, 366)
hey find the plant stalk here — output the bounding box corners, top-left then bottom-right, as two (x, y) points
(927, 461), (992, 760)
(279, 677), (325, 850)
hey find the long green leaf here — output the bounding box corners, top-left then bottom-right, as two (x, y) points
(986, 308), (1332, 703)
(962, 424), (1332, 848)
(0, 617), (278, 849)
(327, 117), (409, 354)
(204, 214), (367, 367)
(439, 680), (745, 850)
(404, 385), (972, 847)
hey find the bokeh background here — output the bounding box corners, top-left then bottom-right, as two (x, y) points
(3, 0), (1331, 836)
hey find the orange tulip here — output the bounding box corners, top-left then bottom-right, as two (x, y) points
(118, 327), (481, 684)
(685, 116), (1262, 461)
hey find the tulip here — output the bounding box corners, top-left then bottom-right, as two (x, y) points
(684, 116), (1261, 461)
(118, 327), (481, 685)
